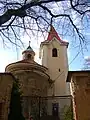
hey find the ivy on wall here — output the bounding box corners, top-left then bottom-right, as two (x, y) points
(8, 80), (25, 120)
(63, 105), (73, 120)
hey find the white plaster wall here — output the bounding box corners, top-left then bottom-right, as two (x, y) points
(41, 39), (70, 96)
(42, 45), (48, 67)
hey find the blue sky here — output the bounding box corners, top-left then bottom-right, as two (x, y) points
(0, 35), (42, 72)
(0, 30), (90, 72)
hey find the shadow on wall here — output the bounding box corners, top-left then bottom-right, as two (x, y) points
(40, 115), (60, 120)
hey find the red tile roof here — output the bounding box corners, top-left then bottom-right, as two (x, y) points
(46, 25), (68, 44)
(47, 25), (61, 41)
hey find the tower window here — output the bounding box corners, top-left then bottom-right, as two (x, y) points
(27, 54), (31, 59)
(52, 48), (57, 57)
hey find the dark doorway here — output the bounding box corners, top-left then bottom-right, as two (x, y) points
(52, 103), (59, 116)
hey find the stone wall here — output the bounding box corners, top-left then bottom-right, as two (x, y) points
(0, 73), (14, 120)
(68, 72), (90, 120)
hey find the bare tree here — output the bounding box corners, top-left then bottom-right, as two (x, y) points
(0, 0), (90, 48)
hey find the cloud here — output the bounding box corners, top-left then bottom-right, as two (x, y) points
(84, 56), (90, 61)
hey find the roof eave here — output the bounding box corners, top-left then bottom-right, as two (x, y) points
(40, 39), (69, 48)
(66, 70), (90, 82)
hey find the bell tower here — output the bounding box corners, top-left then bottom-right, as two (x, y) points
(39, 26), (70, 96)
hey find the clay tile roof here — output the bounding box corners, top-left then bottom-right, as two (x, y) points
(47, 25), (68, 44)
(47, 25), (61, 41)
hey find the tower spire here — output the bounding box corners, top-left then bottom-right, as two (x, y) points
(47, 25), (61, 41)
(29, 41), (31, 46)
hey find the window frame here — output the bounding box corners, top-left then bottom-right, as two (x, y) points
(52, 48), (58, 57)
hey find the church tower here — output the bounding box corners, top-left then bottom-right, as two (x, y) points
(39, 26), (70, 96)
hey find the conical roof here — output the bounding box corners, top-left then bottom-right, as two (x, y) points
(41, 25), (68, 47)
(22, 41), (35, 55)
(47, 25), (61, 41)
(26, 45), (34, 51)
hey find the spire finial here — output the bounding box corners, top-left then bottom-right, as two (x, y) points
(29, 41), (31, 46)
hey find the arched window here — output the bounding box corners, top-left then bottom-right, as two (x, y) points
(27, 54), (31, 59)
(52, 48), (57, 57)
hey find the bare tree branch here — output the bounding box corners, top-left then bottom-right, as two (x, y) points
(0, 0), (89, 48)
